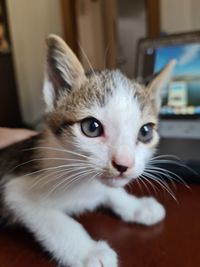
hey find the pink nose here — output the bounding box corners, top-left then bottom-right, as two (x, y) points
(111, 156), (134, 173)
(112, 161), (128, 173)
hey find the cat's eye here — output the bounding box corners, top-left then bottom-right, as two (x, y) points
(138, 123), (154, 143)
(80, 117), (104, 138)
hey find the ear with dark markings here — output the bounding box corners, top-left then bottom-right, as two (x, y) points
(43, 34), (86, 110)
(147, 59), (176, 111)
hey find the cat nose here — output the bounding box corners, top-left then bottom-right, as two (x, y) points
(111, 147), (135, 173)
(112, 161), (128, 173)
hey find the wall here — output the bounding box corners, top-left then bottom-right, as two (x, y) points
(161, 0), (200, 33)
(76, 0), (105, 70)
(75, 0), (118, 70)
(117, 0), (146, 77)
(190, 0), (200, 30)
(6, 0), (63, 125)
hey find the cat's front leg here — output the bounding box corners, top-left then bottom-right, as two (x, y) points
(106, 187), (166, 226)
(5, 185), (118, 267)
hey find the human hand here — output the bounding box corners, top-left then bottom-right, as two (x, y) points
(0, 127), (38, 149)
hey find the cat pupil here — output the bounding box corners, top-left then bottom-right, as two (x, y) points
(141, 125), (149, 136)
(90, 121), (99, 132)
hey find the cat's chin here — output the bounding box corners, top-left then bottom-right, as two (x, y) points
(99, 176), (131, 188)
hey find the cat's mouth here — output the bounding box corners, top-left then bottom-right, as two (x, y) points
(99, 174), (132, 187)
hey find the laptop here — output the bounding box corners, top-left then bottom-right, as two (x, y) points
(135, 31), (200, 182)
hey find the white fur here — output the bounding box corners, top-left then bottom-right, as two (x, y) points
(5, 173), (165, 266)
(4, 73), (165, 266)
(43, 77), (55, 112)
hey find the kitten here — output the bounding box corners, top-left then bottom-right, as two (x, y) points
(0, 35), (175, 267)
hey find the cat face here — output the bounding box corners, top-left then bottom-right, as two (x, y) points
(44, 35), (175, 188)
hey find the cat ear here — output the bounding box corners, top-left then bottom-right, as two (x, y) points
(43, 34), (86, 110)
(147, 59), (176, 111)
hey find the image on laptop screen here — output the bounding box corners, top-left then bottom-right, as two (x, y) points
(154, 43), (200, 116)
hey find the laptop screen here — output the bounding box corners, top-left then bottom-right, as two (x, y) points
(136, 32), (200, 117)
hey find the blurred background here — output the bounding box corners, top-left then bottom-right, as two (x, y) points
(0, 0), (200, 128)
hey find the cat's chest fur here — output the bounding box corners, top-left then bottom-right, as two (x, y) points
(53, 181), (107, 214)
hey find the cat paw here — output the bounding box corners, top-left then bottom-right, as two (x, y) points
(133, 197), (166, 226)
(84, 241), (118, 267)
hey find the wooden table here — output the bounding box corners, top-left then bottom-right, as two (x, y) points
(0, 182), (200, 267)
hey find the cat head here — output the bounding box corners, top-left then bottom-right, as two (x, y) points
(43, 34), (175, 187)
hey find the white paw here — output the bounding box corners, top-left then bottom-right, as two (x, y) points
(133, 197), (166, 226)
(84, 241), (118, 267)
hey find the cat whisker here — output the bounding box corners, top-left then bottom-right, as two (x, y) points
(78, 42), (101, 89)
(149, 158), (190, 170)
(144, 169), (173, 190)
(134, 177), (144, 194)
(12, 157), (94, 172)
(126, 181), (132, 192)
(46, 169), (97, 197)
(45, 170), (82, 193)
(147, 165), (190, 189)
(30, 165), (93, 190)
(40, 171), (85, 199)
(23, 146), (92, 161)
(138, 175), (158, 195)
(104, 44), (110, 69)
(152, 159), (198, 177)
(143, 175), (161, 195)
(142, 171), (178, 202)
(19, 161), (97, 180)
(151, 154), (197, 175)
(30, 168), (75, 190)
(151, 154), (181, 161)
(17, 160), (99, 189)
(143, 172), (169, 194)
(145, 167), (177, 188)
(86, 172), (102, 186)
(62, 169), (97, 191)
